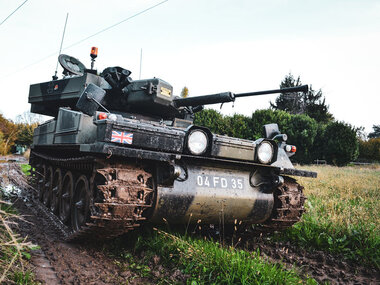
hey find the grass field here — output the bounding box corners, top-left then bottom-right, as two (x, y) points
(277, 164), (380, 269)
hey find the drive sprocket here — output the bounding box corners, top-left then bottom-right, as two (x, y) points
(260, 176), (306, 232)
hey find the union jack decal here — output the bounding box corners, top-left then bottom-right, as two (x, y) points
(111, 130), (133, 145)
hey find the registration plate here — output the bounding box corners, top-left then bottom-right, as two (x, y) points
(196, 175), (245, 190)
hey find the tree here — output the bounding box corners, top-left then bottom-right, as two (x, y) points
(180, 86), (189, 98)
(15, 123), (36, 147)
(270, 73), (304, 114)
(0, 111), (40, 154)
(271, 73), (333, 123)
(0, 114), (18, 155)
(359, 138), (380, 162)
(368, 125), (380, 139)
(15, 110), (44, 125)
(13, 110), (41, 149)
(303, 86), (334, 123)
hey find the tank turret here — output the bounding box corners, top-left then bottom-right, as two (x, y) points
(29, 51), (308, 121)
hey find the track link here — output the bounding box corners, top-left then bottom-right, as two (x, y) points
(30, 151), (154, 241)
(258, 176), (306, 232)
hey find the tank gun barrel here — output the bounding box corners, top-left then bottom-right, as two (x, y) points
(235, 85), (309, 98)
(173, 92), (235, 108)
(173, 85), (309, 108)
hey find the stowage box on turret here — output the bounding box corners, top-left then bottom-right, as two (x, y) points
(28, 50), (316, 240)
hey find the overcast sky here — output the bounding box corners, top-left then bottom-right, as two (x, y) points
(0, 0), (379, 133)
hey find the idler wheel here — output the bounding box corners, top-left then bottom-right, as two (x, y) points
(71, 175), (90, 232)
(50, 168), (62, 213)
(43, 166), (53, 207)
(59, 171), (74, 223)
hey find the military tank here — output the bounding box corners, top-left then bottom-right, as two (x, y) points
(28, 48), (316, 240)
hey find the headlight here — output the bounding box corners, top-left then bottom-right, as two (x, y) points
(188, 130), (208, 155)
(257, 141), (274, 164)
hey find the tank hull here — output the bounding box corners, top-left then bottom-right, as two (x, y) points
(151, 164), (274, 224)
(30, 144), (310, 241)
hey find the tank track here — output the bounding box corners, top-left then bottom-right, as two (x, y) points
(30, 151), (154, 241)
(29, 151), (305, 240)
(257, 176), (306, 232)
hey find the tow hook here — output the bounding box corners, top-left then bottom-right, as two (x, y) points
(275, 175), (284, 187)
(250, 170), (284, 193)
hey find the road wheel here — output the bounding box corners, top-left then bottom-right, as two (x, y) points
(71, 175), (90, 232)
(59, 171), (74, 224)
(43, 166), (53, 207)
(50, 168), (62, 213)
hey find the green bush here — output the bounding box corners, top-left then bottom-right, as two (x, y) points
(250, 109), (292, 140)
(249, 109), (319, 163)
(194, 109), (359, 166)
(285, 114), (318, 163)
(225, 114), (254, 139)
(193, 109), (230, 135)
(309, 123), (327, 162)
(195, 109), (320, 164)
(359, 138), (380, 162)
(322, 121), (359, 166)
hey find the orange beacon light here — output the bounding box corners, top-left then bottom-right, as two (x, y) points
(90, 47), (98, 59)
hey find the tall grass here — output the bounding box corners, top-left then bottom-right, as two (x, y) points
(20, 165), (31, 176)
(277, 165), (380, 268)
(0, 201), (36, 284)
(0, 182), (36, 284)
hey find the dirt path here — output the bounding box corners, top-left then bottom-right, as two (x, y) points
(14, 199), (152, 284)
(1, 163), (154, 285)
(1, 162), (379, 284)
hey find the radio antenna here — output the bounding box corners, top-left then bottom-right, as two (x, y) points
(53, 13), (69, 80)
(139, 48), (143, 79)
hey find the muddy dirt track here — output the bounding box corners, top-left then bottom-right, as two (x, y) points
(1, 162), (379, 284)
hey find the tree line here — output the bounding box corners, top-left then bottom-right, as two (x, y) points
(359, 129), (380, 162)
(194, 109), (361, 166)
(194, 73), (379, 165)
(0, 112), (38, 155)
(0, 74), (378, 165)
